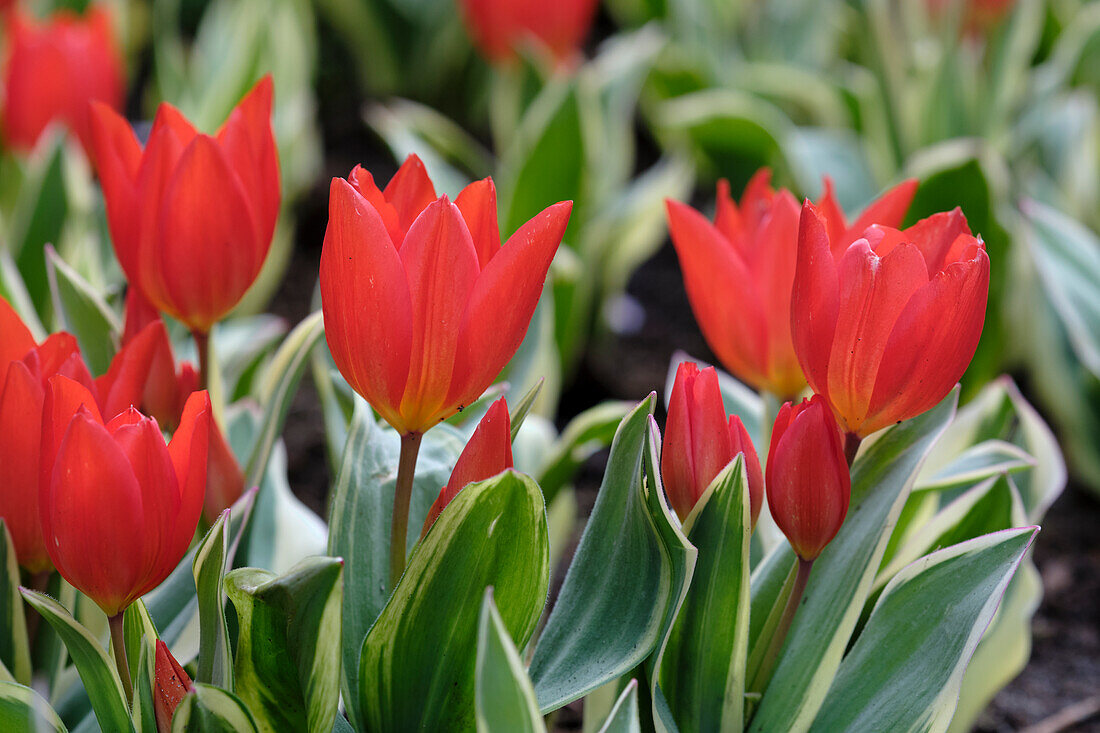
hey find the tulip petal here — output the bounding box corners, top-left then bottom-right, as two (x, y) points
(383, 155), (437, 239)
(349, 166), (404, 246)
(666, 199), (769, 389)
(0, 296), (36, 366)
(816, 178), (850, 253)
(90, 102), (143, 274)
(826, 240), (928, 432)
(903, 208), (971, 273)
(203, 419), (243, 525)
(791, 202), (839, 400)
(447, 201), (572, 411)
(148, 103), (198, 148)
(95, 321), (163, 420)
(130, 124), (188, 303)
(0, 361), (48, 571)
(216, 75), (280, 248)
(728, 415), (763, 528)
(455, 178), (501, 269)
(864, 246), (990, 434)
(154, 135), (261, 332)
(847, 178), (918, 241)
(753, 191), (804, 396)
(161, 390), (210, 592)
(43, 410), (146, 616)
(40, 375), (103, 504)
(739, 168), (775, 233)
(320, 179), (414, 428)
(397, 198), (481, 430)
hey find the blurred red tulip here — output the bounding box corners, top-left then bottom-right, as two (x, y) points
(422, 397), (513, 536)
(927, 0), (1015, 33)
(661, 361), (763, 526)
(459, 0), (598, 65)
(791, 203), (989, 437)
(1, 4), (124, 153)
(89, 76), (280, 334)
(766, 396), (850, 561)
(666, 171), (917, 398)
(320, 155), (571, 436)
(154, 640), (192, 733)
(40, 377), (209, 617)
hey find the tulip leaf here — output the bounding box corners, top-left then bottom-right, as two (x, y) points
(0, 522), (30, 687)
(193, 511), (232, 688)
(171, 683), (260, 733)
(809, 527), (1037, 732)
(358, 470), (550, 732)
(122, 600), (159, 693)
(659, 457), (751, 733)
(535, 400), (633, 502)
(530, 395), (673, 713)
(18, 590), (134, 733)
(914, 440), (1034, 492)
(130, 637), (157, 733)
(509, 378), (545, 442)
(0, 680), (66, 732)
(747, 393), (956, 732)
(597, 679), (642, 733)
(44, 245), (121, 376)
(0, 247), (45, 341)
(327, 398), (464, 729)
(8, 132), (68, 316)
(474, 589), (544, 733)
(224, 557), (343, 733)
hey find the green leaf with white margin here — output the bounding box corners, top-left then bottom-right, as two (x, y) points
(659, 457), (750, 732)
(171, 683), (260, 733)
(18, 590), (134, 733)
(809, 527), (1038, 732)
(130, 637), (157, 733)
(224, 557), (344, 733)
(44, 245), (120, 375)
(0, 680), (66, 732)
(359, 471), (550, 732)
(915, 440), (1034, 491)
(0, 247), (45, 341)
(475, 589), (543, 733)
(529, 396), (670, 712)
(535, 400), (633, 503)
(0, 521), (30, 686)
(747, 392), (957, 732)
(599, 679), (642, 733)
(122, 600), (159, 694)
(8, 131), (68, 315)
(327, 398), (464, 730)
(193, 511), (232, 687)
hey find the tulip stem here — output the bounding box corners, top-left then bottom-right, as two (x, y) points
(193, 330), (211, 391)
(390, 432), (424, 588)
(108, 612), (132, 703)
(24, 571), (50, 650)
(748, 557), (813, 697)
(844, 433), (861, 467)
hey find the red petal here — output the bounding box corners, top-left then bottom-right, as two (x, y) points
(753, 191), (804, 397)
(739, 168), (775, 233)
(320, 178), (414, 429)
(901, 208), (971, 274)
(666, 199), (768, 390)
(713, 179), (743, 244)
(154, 135), (261, 332)
(95, 320), (163, 420)
(397, 198), (481, 431)
(728, 415), (763, 528)
(790, 202), (839, 400)
(90, 102), (142, 277)
(349, 166), (403, 246)
(454, 178), (501, 269)
(661, 362), (703, 520)
(864, 246), (990, 434)
(161, 390), (210, 588)
(0, 361), (48, 571)
(0, 296), (36, 366)
(40, 375), (103, 506)
(446, 201), (571, 413)
(122, 288), (161, 346)
(814, 178), (849, 255)
(383, 155), (437, 239)
(202, 420), (243, 526)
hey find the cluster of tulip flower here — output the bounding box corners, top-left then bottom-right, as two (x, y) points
(0, 1), (1048, 731)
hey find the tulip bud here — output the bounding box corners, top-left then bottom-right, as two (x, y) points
(90, 76), (280, 335)
(154, 640), (192, 733)
(666, 171), (916, 399)
(422, 398), (513, 536)
(459, 0), (598, 66)
(791, 203), (989, 437)
(320, 156), (571, 436)
(765, 396), (850, 561)
(661, 362), (763, 526)
(1, 5), (124, 153)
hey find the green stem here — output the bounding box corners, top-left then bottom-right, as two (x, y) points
(193, 330), (211, 392)
(844, 433), (862, 468)
(108, 611), (132, 703)
(748, 557), (814, 696)
(389, 432), (424, 588)
(24, 570), (50, 650)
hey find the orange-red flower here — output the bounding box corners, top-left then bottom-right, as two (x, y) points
(422, 397), (513, 536)
(90, 76), (280, 334)
(460, 0), (598, 65)
(40, 377), (210, 617)
(766, 396), (850, 561)
(1, 4), (124, 153)
(320, 155), (571, 436)
(661, 361), (763, 526)
(666, 171), (917, 398)
(154, 640), (192, 733)
(791, 203), (989, 437)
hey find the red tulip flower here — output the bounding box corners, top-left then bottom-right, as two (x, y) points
(422, 397), (513, 536)
(661, 361), (763, 526)
(40, 376), (210, 617)
(666, 171), (917, 399)
(1, 4), (124, 153)
(791, 203), (989, 438)
(320, 155), (572, 437)
(154, 640), (193, 733)
(766, 396), (850, 561)
(90, 76), (280, 335)
(460, 0), (598, 65)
